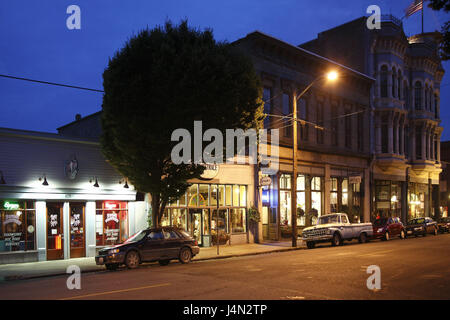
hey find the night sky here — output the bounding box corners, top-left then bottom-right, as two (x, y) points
(1, 0), (448, 138)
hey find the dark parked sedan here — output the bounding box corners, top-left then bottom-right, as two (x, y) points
(405, 217), (438, 237)
(95, 227), (200, 270)
(437, 217), (450, 233)
(372, 217), (405, 241)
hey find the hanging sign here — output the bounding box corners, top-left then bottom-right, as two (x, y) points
(199, 163), (219, 180)
(349, 175), (362, 184)
(65, 156), (79, 180)
(259, 176), (272, 186)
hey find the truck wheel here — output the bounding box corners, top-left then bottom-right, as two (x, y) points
(331, 233), (342, 246)
(306, 241), (315, 249)
(358, 233), (367, 243)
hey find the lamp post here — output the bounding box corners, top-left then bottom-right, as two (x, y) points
(291, 71), (338, 247)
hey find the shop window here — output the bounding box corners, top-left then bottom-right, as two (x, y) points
(311, 177), (322, 220)
(0, 200), (36, 252)
(330, 178), (338, 213)
(297, 174), (306, 226)
(280, 174), (291, 189)
(280, 174), (292, 227)
(179, 192), (186, 206)
(171, 208), (187, 230)
(225, 185), (232, 206)
(212, 209), (229, 244)
(231, 208), (246, 233)
(187, 185), (198, 206)
(341, 178), (349, 209)
(239, 185), (247, 207)
(233, 185), (240, 207)
(198, 184), (209, 206)
(161, 210), (170, 226)
(96, 201), (128, 246)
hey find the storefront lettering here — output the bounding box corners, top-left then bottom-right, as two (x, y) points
(4, 232), (22, 247)
(105, 229), (119, 241)
(3, 201), (20, 210)
(3, 214), (22, 226)
(105, 213), (119, 223)
(50, 214), (58, 227)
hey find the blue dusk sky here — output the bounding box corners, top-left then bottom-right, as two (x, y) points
(0, 0), (449, 138)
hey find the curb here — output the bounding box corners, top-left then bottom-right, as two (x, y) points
(0, 245), (305, 282)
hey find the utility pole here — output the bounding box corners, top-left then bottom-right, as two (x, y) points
(291, 90), (298, 247)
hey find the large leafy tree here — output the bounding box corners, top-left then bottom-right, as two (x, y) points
(101, 20), (263, 227)
(428, 0), (450, 60)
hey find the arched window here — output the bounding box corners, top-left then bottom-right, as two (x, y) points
(397, 70), (402, 99)
(403, 81), (409, 109)
(392, 67), (397, 98)
(429, 87), (433, 111)
(380, 65), (388, 98)
(414, 81), (422, 110)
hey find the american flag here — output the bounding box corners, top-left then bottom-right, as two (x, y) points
(405, 0), (423, 18)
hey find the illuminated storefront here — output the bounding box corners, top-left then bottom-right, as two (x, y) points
(163, 183), (248, 247)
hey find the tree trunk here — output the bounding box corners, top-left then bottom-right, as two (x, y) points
(151, 193), (160, 228)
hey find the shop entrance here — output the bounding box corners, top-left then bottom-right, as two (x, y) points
(46, 202), (64, 260)
(69, 203), (85, 258)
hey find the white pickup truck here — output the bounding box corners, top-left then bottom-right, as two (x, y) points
(301, 213), (373, 249)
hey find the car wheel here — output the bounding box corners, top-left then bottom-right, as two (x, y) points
(105, 263), (118, 271)
(179, 247), (192, 264)
(159, 259), (170, 266)
(384, 231), (390, 241)
(331, 233), (342, 246)
(358, 233), (367, 243)
(306, 241), (315, 249)
(125, 251), (140, 269)
(400, 230), (405, 239)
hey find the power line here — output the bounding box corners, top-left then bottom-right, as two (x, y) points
(0, 74), (104, 93)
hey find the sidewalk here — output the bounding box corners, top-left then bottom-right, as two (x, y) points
(0, 241), (305, 281)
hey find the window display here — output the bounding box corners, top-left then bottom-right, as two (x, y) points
(96, 201), (128, 246)
(0, 200), (35, 252)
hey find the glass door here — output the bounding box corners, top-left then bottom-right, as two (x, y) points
(47, 202), (64, 260)
(70, 203), (85, 258)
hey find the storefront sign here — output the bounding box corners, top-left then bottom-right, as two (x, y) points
(105, 213), (119, 223)
(349, 175), (362, 184)
(105, 202), (118, 210)
(3, 214), (21, 226)
(4, 232), (21, 248)
(3, 201), (19, 210)
(65, 157), (79, 180)
(259, 176), (272, 186)
(199, 163), (219, 180)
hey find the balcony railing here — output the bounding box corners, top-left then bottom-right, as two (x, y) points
(380, 14), (402, 27)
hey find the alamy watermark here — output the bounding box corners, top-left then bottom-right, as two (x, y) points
(366, 265), (381, 290)
(66, 265), (81, 290)
(66, 5), (81, 30)
(171, 121), (279, 174)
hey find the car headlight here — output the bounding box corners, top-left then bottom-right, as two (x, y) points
(109, 248), (120, 254)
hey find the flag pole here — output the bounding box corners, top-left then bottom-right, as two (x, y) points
(421, 0), (424, 34)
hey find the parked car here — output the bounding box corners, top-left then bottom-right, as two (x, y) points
(405, 217), (438, 237)
(372, 217), (406, 241)
(95, 227), (200, 270)
(437, 217), (450, 233)
(302, 213), (373, 249)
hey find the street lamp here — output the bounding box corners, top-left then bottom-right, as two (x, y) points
(291, 71), (339, 247)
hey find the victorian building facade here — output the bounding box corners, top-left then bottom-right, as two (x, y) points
(299, 15), (444, 223)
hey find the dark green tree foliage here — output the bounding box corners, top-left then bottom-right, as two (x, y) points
(428, 0), (450, 60)
(101, 20), (263, 227)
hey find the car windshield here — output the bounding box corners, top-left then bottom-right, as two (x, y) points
(373, 218), (388, 227)
(124, 230), (147, 243)
(317, 215), (339, 225)
(409, 218), (425, 225)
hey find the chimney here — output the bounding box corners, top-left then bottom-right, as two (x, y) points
(75, 114), (82, 121)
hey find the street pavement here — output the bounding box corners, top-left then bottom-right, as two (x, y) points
(1, 233), (450, 300)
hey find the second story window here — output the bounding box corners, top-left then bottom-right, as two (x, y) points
(380, 65), (388, 98)
(316, 101), (324, 144)
(282, 93), (292, 138)
(403, 81), (409, 109)
(434, 93), (439, 118)
(298, 98), (308, 141)
(263, 87), (272, 129)
(392, 67), (397, 98)
(414, 81), (422, 110)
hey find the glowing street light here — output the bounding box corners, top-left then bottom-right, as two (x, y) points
(327, 71), (338, 81)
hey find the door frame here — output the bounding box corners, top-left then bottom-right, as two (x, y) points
(46, 202), (64, 260)
(69, 202), (86, 258)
